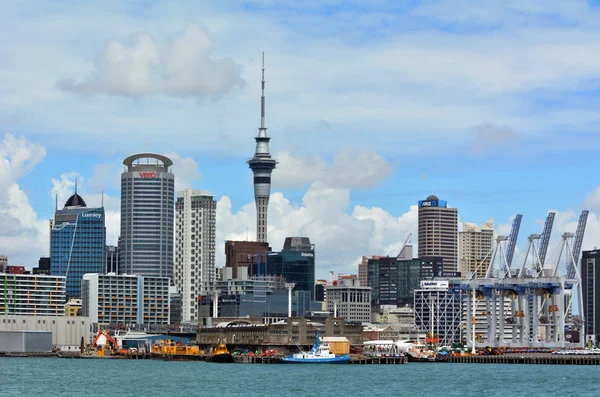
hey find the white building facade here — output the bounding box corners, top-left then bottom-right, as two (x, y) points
(82, 273), (170, 326)
(175, 189), (217, 323)
(0, 273), (66, 316)
(326, 278), (371, 323)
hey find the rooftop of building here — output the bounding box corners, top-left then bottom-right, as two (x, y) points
(123, 153), (173, 168)
(64, 193), (86, 208)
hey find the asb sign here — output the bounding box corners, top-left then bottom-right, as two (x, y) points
(138, 172), (157, 179)
(420, 280), (449, 289)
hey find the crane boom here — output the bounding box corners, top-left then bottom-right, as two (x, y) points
(505, 214), (522, 269)
(568, 210), (589, 279)
(396, 233), (412, 260)
(538, 212), (555, 267)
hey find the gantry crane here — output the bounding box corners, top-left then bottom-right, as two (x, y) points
(537, 212), (555, 268)
(505, 214), (522, 274)
(568, 210), (589, 279)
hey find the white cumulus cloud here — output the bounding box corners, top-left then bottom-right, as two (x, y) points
(0, 133), (49, 264)
(57, 24), (245, 98)
(273, 148), (392, 189)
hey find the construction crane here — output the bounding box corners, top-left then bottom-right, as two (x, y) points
(396, 233), (412, 260)
(504, 214), (522, 272)
(568, 210), (589, 279)
(537, 212), (555, 268)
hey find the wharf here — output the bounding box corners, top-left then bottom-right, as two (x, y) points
(231, 354), (408, 364)
(349, 355), (408, 364)
(449, 354), (600, 365)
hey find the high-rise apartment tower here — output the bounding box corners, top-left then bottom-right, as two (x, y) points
(120, 153), (174, 279)
(418, 195), (458, 273)
(175, 189), (217, 322)
(459, 219), (494, 279)
(247, 53), (277, 243)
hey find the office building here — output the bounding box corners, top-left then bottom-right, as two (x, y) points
(0, 273), (66, 316)
(33, 257), (51, 275)
(119, 153), (175, 279)
(225, 240), (271, 279)
(358, 255), (386, 288)
(105, 245), (119, 274)
(368, 255), (421, 308)
(582, 250), (600, 343)
(65, 299), (82, 316)
(326, 278), (371, 323)
(315, 279), (327, 302)
(82, 273), (170, 326)
(265, 237), (315, 298)
(175, 189), (217, 322)
(7, 265), (26, 274)
(459, 219), (494, 279)
(414, 280), (462, 345)
(418, 194), (458, 273)
(0, 256), (7, 273)
(247, 55), (277, 243)
(50, 192), (106, 298)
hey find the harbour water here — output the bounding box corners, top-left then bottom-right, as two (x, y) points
(1, 358), (599, 396)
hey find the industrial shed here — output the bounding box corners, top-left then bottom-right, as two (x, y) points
(0, 330), (52, 353)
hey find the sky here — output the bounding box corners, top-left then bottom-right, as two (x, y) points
(1, 0), (600, 279)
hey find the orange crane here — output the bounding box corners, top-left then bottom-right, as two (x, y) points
(92, 329), (119, 356)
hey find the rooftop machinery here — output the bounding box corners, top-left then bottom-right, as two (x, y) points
(458, 211), (588, 349)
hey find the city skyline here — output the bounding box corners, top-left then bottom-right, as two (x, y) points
(1, 1), (600, 279)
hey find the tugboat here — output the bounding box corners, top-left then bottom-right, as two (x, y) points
(282, 330), (350, 364)
(211, 341), (235, 363)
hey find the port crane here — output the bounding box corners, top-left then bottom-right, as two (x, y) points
(505, 214), (522, 273)
(518, 212), (555, 278)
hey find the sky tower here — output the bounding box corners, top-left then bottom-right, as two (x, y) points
(247, 53), (277, 243)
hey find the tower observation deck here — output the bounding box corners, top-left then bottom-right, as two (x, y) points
(247, 53), (277, 243)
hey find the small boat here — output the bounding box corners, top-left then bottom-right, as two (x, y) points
(211, 342), (234, 363)
(282, 331), (350, 364)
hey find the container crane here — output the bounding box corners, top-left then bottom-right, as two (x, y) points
(504, 214), (522, 274)
(568, 210), (589, 279)
(537, 212), (555, 268)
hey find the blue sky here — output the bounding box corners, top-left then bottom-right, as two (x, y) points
(1, 0), (600, 278)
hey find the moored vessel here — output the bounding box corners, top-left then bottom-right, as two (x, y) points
(282, 331), (350, 364)
(211, 342), (235, 363)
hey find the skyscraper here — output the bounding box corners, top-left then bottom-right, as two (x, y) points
(120, 153), (175, 279)
(459, 219), (494, 279)
(582, 250), (600, 344)
(175, 189), (217, 322)
(50, 192), (105, 298)
(247, 53), (277, 243)
(418, 194), (458, 273)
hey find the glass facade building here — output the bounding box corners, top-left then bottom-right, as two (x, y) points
(368, 257), (421, 308)
(265, 250), (315, 298)
(50, 194), (106, 299)
(120, 153), (175, 279)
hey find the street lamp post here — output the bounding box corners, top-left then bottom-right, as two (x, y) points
(285, 283), (295, 318)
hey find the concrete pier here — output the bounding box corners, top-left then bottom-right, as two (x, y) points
(449, 354), (600, 365)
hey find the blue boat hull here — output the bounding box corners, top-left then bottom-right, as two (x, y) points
(281, 354), (350, 364)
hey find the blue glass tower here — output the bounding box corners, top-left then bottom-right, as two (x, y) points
(50, 193), (106, 298)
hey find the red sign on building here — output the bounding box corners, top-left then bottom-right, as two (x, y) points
(139, 172), (157, 178)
